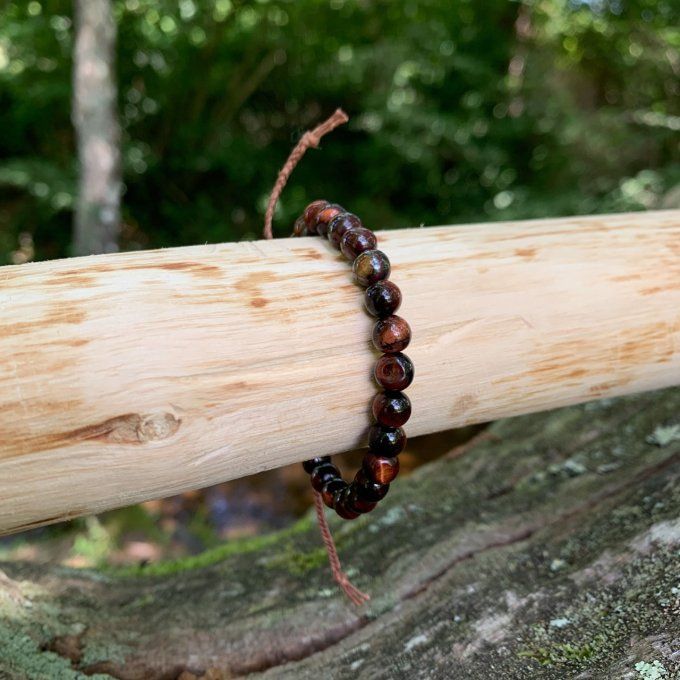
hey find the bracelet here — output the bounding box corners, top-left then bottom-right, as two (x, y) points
(294, 200), (414, 520)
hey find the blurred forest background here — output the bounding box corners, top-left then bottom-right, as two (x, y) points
(0, 0), (678, 565)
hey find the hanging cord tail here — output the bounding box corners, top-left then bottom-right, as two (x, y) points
(262, 108), (369, 606)
(263, 108), (349, 240)
(313, 490), (370, 606)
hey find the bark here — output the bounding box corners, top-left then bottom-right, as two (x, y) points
(72, 0), (121, 256)
(0, 388), (678, 679)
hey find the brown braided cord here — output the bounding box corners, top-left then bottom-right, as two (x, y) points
(263, 108), (349, 240)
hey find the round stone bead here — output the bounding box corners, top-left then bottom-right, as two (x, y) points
(340, 227), (377, 260)
(293, 215), (307, 236)
(314, 203), (344, 236)
(334, 486), (360, 519)
(327, 213), (362, 248)
(372, 391), (411, 427)
(346, 484), (377, 514)
(363, 452), (400, 485)
(302, 456), (331, 474)
(368, 424), (407, 456)
(353, 250), (390, 287)
(321, 478), (347, 509)
(353, 469), (390, 502)
(372, 315), (411, 353)
(364, 280), (402, 318)
(303, 200), (329, 229)
(374, 352), (414, 391)
(310, 462), (340, 492)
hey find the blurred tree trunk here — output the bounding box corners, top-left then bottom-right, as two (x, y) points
(72, 0), (121, 256)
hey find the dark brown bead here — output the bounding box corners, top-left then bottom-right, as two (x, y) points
(363, 452), (400, 484)
(327, 213), (362, 248)
(302, 456), (331, 474)
(310, 463), (340, 492)
(372, 391), (411, 427)
(368, 424), (407, 456)
(346, 484), (377, 514)
(374, 352), (414, 391)
(353, 250), (390, 287)
(340, 227), (377, 260)
(364, 280), (402, 318)
(334, 487), (360, 519)
(303, 200), (329, 229)
(354, 469), (390, 502)
(314, 203), (344, 236)
(293, 215), (307, 236)
(372, 315), (411, 353)
(321, 478), (347, 509)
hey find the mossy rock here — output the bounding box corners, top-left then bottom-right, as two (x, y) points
(1, 388), (679, 679)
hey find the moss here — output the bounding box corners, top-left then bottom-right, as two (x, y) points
(0, 622), (111, 680)
(518, 635), (606, 666)
(108, 512), (315, 578)
(79, 640), (131, 669)
(264, 542), (328, 576)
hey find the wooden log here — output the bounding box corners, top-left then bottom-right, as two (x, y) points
(0, 210), (679, 536)
(1, 388), (678, 678)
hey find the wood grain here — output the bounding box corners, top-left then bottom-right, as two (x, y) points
(0, 210), (678, 535)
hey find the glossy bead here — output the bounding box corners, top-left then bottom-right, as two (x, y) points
(353, 250), (390, 287)
(365, 280), (402, 318)
(302, 456), (331, 474)
(334, 487), (360, 519)
(321, 478), (347, 509)
(372, 315), (411, 353)
(314, 203), (344, 236)
(368, 424), (407, 456)
(293, 215), (307, 236)
(372, 391), (411, 427)
(328, 213), (362, 248)
(310, 463), (340, 492)
(340, 227), (377, 260)
(374, 352), (414, 391)
(303, 200), (329, 229)
(363, 452), (400, 485)
(354, 469), (390, 502)
(346, 484), (377, 514)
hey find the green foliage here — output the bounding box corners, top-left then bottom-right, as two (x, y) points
(0, 0), (678, 263)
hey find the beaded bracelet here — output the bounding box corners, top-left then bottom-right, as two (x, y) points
(293, 200), (414, 520)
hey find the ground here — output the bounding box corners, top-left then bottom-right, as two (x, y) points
(1, 388), (679, 679)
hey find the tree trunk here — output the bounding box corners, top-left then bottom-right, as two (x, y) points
(1, 387), (678, 678)
(72, 0), (121, 256)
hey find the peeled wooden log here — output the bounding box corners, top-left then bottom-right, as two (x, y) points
(1, 388), (678, 678)
(0, 210), (679, 535)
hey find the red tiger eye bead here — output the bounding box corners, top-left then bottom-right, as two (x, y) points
(314, 203), (344, 236)
(303, 200), (329, 229)
(363, 453), (400, 484)
(293, 215), (307, 236)
(353, 250), (391, 287)
(328, 213), (362, 248)
(346, 484), (377, 514)
(321, 478), (347, 509)
(310, 463), (340, 492)
(354, 469), (390, 502)
(302, 456), (331, 474)
(372, 315), (411, 353)
(340, 227), (377, 260)
(374, 352), (414, 391)
(368, 424), (407, 456)
(334, 487), (360, 519)
(372, 391), (411, 427)
(365, 280), (402, 318)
